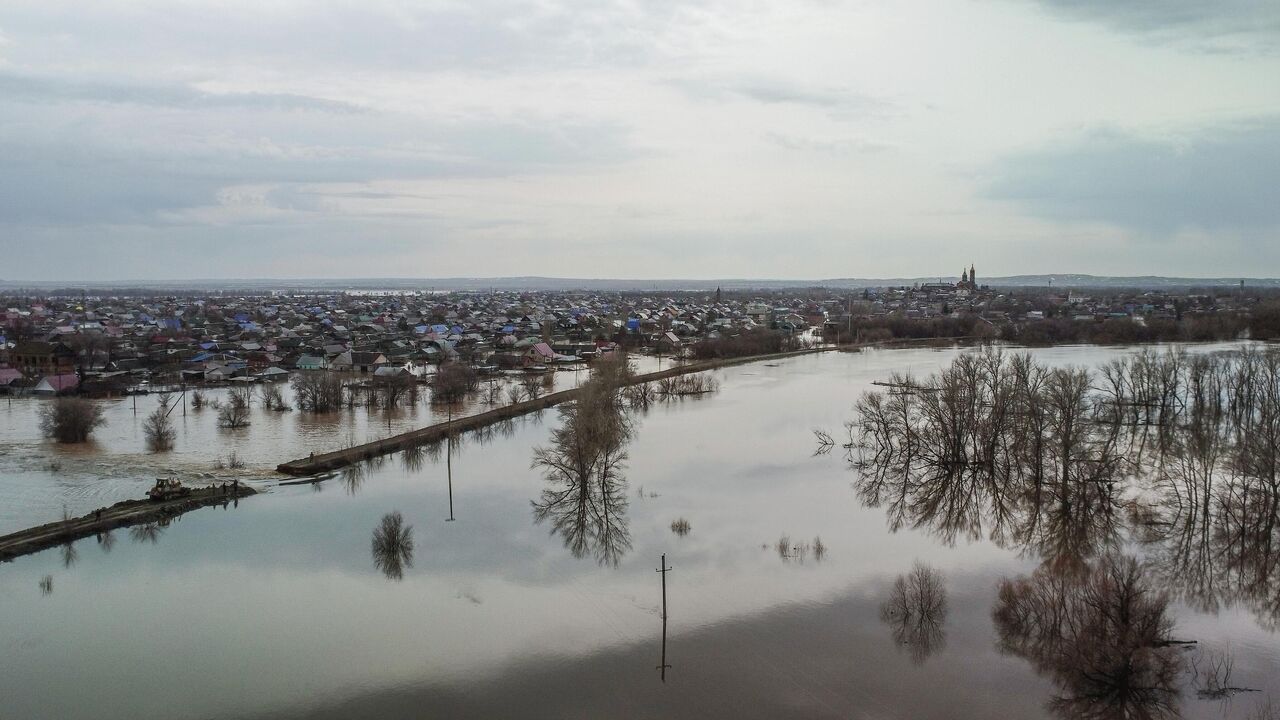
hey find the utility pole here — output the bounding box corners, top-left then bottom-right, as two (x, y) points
(656, 553), (672, 681)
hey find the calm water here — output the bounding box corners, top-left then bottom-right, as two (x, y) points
(1, 345), (1277, 719)
(0, 359), (674, 534)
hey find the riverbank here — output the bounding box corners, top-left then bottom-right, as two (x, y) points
(0, 483), (257, 562)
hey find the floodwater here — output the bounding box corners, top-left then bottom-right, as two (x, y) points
(0, 358), (674, 534)
(1, 344), (1278, 719)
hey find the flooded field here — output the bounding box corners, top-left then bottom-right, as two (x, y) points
(2, 345), (1278, 719)
(0, 359), (675, 535)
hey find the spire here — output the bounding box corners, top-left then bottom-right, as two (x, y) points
(961, 268), (968, 283)
(970, 264), (976, 285)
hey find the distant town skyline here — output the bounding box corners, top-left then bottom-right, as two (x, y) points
(2, 0), (1279, 280)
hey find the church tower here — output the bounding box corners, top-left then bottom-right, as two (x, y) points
(970, 264), (976, 287)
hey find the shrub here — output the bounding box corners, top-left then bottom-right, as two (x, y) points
(40, 397), (106, 443)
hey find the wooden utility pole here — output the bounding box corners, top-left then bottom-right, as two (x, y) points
(446, 427), (456, 522)
(656, 553), (673, 681)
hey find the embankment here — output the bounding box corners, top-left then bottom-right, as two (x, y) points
(0, 483), (256, 562)
(277, 347), (835, 476)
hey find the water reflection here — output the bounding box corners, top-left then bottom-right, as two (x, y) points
(60, 540), (79, 568)
(371, 511), (414, 581)
(129, 523), (164, 544)
(531, 362), (633, 566)
(341, 462), (367, 495)
(39, 574), (53, 596)
(993, 555), (1182, 719)
(879, 562), (947, 665)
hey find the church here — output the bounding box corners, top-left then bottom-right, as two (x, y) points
(957, 264), (977, 291)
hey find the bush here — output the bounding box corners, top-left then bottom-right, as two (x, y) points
(143, 393), (176, 452)
(433, 363), (478, 403)
(218, 387), (252, 428)
(292, 371), (345, 412)
(40, 397), (106, 443)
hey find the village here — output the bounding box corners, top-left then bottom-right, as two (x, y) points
(1, 273), (1276, 397)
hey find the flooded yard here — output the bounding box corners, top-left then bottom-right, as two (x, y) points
(2, 345), (1278, 719)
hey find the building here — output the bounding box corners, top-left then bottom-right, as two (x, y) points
(8, 341), (77, 377)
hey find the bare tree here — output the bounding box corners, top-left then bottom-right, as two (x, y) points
(259, 383), (291, 412)
(371, 511), (414, 580)
(292, 371), (344, 412)
(880, 562), (948, 664)
(143, 393), (176, 452)
(218, 386), (252, 428)
(40, 397), (106, 443)
(433, 363), (478, 403)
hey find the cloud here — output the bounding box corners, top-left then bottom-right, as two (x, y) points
(1025, 0), (1280, 52)
(0, 80), (635, 226)
(667, 74), (895, 118)
(764, 132), (892, 155)
(987, 117), (1280, 234)
(0, 71), (366, 113)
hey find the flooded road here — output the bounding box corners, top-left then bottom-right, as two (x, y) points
(1, 345), (1277, 719)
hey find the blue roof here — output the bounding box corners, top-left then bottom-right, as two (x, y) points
(626, 318), (641, 330)
(431, 324), (449, 334)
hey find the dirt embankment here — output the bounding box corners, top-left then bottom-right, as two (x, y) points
(0, 483), (256, 562)
(277, 347), (837, 476)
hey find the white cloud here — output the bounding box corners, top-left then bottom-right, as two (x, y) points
(1, 0), (1279, 279)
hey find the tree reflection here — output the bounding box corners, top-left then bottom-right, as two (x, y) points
(341, 461), (368, 495)
(837, 347), (1280, 715)
(531, 359), (634, 566)
(851, 351), (1126, 568)
(129, 522), (163, 544)
(879, 562), (947, 664)
(60, 540), (78, 568)
(371, 511), (414, 581)
(994, 555), (1183, 719)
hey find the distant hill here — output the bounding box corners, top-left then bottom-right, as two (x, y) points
(0, 274), (1277, 292)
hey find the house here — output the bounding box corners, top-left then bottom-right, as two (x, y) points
(524, 342), (556, 366)
(10, 341), (77, 376)
(293, 353), (325, 368)
(0, 367), (23, 387)
(331, 350), (388, 373)
(33, 374), (80, 395)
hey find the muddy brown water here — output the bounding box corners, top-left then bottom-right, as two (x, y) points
(0, 345), (1277, 720)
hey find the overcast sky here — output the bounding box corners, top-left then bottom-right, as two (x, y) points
(1, 0), (1278, 281)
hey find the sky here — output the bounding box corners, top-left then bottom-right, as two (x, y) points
(1, 0), (1279, 281)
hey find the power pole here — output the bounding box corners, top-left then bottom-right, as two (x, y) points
(656, 553), (673, 682)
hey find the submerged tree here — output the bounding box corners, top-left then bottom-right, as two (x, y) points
(40, 397), (106, 443)
(880, 562), (948, 664)
(433, 363), (478, 403)
(143, 393), (176, 452)
(371, 511), (414, 580)
(218, 386), (252, 428)
(994, 555), (1183, 719)
(532, 358), (634, 565)
(292, 371), (345, 412)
